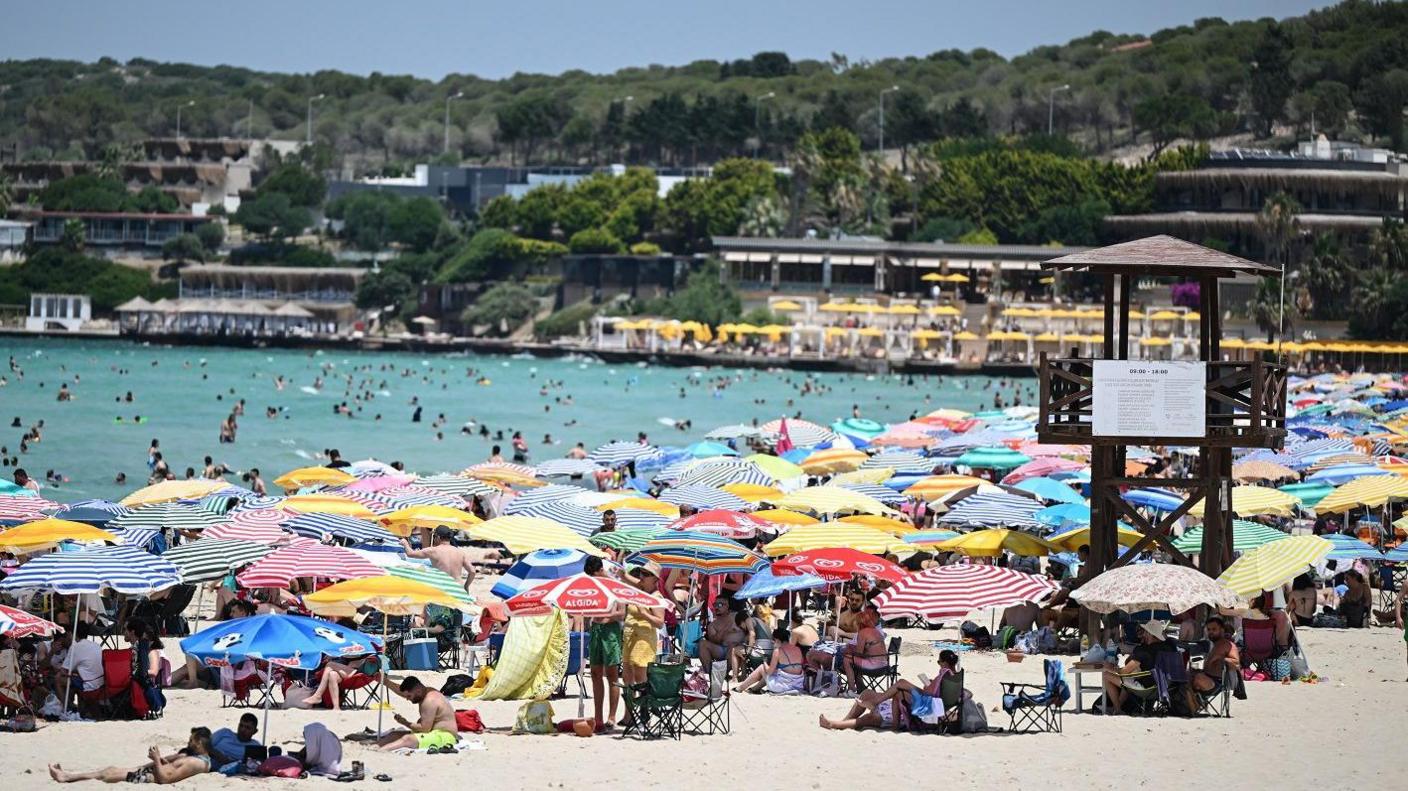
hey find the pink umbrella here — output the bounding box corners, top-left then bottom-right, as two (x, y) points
(229, 509), (290, 529)
(1001, 458), (1086, 485)
(0, 604), (63, 638)
(206, 519), (290, 544)
(1016, 441), (1087, 459)
(874, 563), (1058, 621)
(339, 474), (416, 493)
(0, 495), (57, 520)
(869, 431), (938, 449)
(668, 509), (770, 539)
(236, 542), (381, 587)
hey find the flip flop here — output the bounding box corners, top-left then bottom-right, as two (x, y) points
(426, 747), (440, 755)
(439, 745), (458, 754)
(374, 774), (393, 782)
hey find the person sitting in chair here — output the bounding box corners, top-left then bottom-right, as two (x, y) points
(49, 726), (214, 784)
(1099, 619), (1176, 715)
(300, 654), (380, 711)
(841, 610), (890, 691)
(698, 599), (745, 677)
(817, 650), (966, 731)
(1189, 616), (1239, 703)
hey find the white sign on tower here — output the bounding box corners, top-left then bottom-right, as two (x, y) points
(1091, 360), (1206, 438)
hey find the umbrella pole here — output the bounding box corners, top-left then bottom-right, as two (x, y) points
(261, 667), (272, 745)
(61, 595), (85, 716)
(376, 618), (387, 736)
(578, 616), (587, 720)
(193, 584), (204, 635)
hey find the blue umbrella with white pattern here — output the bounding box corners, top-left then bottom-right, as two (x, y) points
(936, 492), (1042, 529)
(590, 441), (660, 467)
(52, 500), (131, 526)
(0, 545), (181, 595)
(658, 485), (751, 512)
(1121, 488), (1186, 512)
(283, 513), (398, 545)
(491, 548), (590, 599)
(1012, 477), (1085, 505)
(735, 566), (827, 599)
(675, 459), (775, 488)
(1305, 464), (1392, 486)
(535, 458), (606, 478)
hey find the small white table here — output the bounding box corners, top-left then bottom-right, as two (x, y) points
(1068, 665), (1110, 714)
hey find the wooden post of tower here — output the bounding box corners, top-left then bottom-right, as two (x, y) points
(1035, 236), (1287, 637)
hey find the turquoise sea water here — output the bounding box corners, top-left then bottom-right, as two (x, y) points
(0, 337), (1030, 502)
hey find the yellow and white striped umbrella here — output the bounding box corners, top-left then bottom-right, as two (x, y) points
(1313, 476), (1408, 513)
(1216, 535), (1333, 597)
(904, 475), (991, 501)
(830, 467), (895, 485)
(762, 524), (910, 556)
(273, 466), (357, 491)
(838, 514), (918, 536)
(799, 448), (869, 474)
(465, 515), (603, 556)
(772, 485), (895, 516)
(1188, 486), (1300, 518)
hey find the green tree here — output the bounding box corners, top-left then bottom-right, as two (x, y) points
(478, 195), (517, 230)
(1355, 69), (1408, 151)
(387, 196), (444, 252)
(60, 219), (86, 252)
(258, 161), (326, 206)
(194, 222), (225, 253)
(0, 171), (12, 216)
(355, 269), (416, 313)
(1256, 192), (1301, 272)
(657, 260), (740, 325)
(1132, 94), (1216, 156)
(568, 227), (625, 254)
(233, 192), (312, 240)
(461, 282), (538, 335)
(1297, 233), (1347, 319)
(437, 228), (524, 282)
(661, 158), (776, 251)
(1248, 22), (1293, 137)
(161, 233), (206, 264)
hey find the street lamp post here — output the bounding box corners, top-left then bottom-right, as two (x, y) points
(878, 85), (899, 156)
(443, 91), (464, 155)
(753, 91), (776, 158)
(1047, 84), (1071, 136)
(306, 93), (325, 146)
(175, 100), (194, 139)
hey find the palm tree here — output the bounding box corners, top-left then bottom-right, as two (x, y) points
(738, 194), (785, 238)
(1298, 233), (1346, 318)
(1256, 192), (1301, 339)
(1370, 218), (1408, 272)
(1351, 267), (1397, 338)
(1248, 278), (1298, 341)
(0, 171), (12, 216)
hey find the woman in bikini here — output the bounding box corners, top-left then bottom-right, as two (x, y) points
(841, 610), (890, 692)
(305, 654), (380, 711)
(734, 627), (805, 694)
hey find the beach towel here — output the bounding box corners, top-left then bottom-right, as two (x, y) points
(467, 610), (568, 701)
(390, 736), (486, 755)
(301, 722), (341, 777)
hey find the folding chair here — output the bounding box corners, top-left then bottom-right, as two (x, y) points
(91, 648), (147, 720)
(1120, 649), (1189, 717)
(554, 631), (588, 699)
(154, 584), (197, 637)
(1239, 619), (1283, 673)
(907, 669), (965, 735)
(853, 636), (902, 693)
(1000, 658), (1068, 733)
(1192, 663), (1235, 718)
(621, 661), (685, 740)
(0, 648), (28, 717)
(682, 660), (730, 736)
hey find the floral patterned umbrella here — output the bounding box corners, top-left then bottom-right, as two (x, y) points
(1071, 563), (1243, 615)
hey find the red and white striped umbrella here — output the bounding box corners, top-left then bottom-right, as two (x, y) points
(667, 509), (771, 539)
(206, 517), (290, 544)
(229, 509), (290, 529)
(332, 490), (400, 515)
(236, 542), (381, 587)
(873, 563), (1059, 621)
(505, 573), (672, 617)
(0, 604), (63, 638)
(774, 547), (907, 583)
(0, 495), (57, 520)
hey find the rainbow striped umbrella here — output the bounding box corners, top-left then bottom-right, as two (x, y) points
(629, 530), (769, 575)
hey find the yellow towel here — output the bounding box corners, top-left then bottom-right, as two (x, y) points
(469, 611), (568, 701)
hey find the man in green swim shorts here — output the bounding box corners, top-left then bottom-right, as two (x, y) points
(378, 676), (460, 751)
(585, 557), (626, 732)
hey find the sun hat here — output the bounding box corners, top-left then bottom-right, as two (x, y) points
(1140, 619), (1169, 639)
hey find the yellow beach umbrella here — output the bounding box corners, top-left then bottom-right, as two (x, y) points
(772, 485), (894, 516)
(763, 524), (910, 556)
(920, 273), (945, 282)
(888, 304), (921, 315)
(595, 498), (679, 517)
(935, 528), (1061, 557)
(1314, 476), (1408, 513)
(280, 494), (379, 520)
(743, 454), (805, 481)
(856, 327), (885, 338)
(380, 505), (482, 536)
(0, 519), (117, 552)
(721, 483), (782, 502)
(839, 514), (918, 536)
(953, 331), (980, 341)
(1046, 525), (1144, 552)
(751, 509), (820, 526)
(119, 479), (228, 507)
(818, 302), (849, 313)
(1188, 486), (1300, 518)
(1148, 310), (1182, 321)
(928, 305), (961, 317)
(905, 474), (988, 500)
(273, 466), (356, 491)
(771, 300), (803, 311)
(302, 574), (474, 618)
(943, 273), (970, 283)
(466, 515), (603, 556)
(800, 448), (869, 474)
(1216, 535), (1333, 597)
(831, 467), (895, 485)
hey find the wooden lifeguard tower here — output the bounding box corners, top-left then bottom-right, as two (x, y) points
(1035, 235), (1288, 585)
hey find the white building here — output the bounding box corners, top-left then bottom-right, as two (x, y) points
(26, 293), (91, 332)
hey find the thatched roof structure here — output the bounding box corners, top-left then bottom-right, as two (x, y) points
(1043, 234), (1276, 278)
(1157, 167), (1408, 199)
(1105, 212), (1385, 236)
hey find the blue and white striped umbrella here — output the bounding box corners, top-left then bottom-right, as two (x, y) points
(504, 484), (591, 514)
(0, 545), (181, 595)
(509, 501), (604, 538)
(936, 492), (1042, 529)
(535, 458), (606, 478)
(1305, 464), (1392, 486)
(1121, 488), (1186, 512)
(658, 485), (751, 512)
(282, 513), (397, 546)
(52, 500), (131, 526)
(609, 509), (674, 531)
(490, 548), (590, 599)
(840, 483), (908, 505)
(862, 451), (933, 472)
(651, 459), (695, 485)
(735, 566), (828, 599)
(675, 459), (774, 488)
(590, 441), (660, 467)
(412, 474), (501, 498)
(111, 525), (162, 551)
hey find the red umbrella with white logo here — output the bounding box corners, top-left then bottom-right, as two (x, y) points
(773, 547), (907, 583)
(0, 604), (63, 638)
(873, 563), (1058, 622)
(667, 509), (771, 539)
(506, 573), (672, 717)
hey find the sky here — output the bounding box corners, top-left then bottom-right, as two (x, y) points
(1, 0), (1335, 80)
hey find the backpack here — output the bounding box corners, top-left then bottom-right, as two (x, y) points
(972, 626), (992, 649)
(257, 756), (304, 778)
(440, 674), (475, 697)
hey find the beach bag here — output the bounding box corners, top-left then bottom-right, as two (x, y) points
(972, 627), (993, 649)
(257, 756), (304, 778)
(1287, 644), (1310, 680)
(454, 709), (485, 733)
(1033, 626), (1057, 654)
(1267, 655), (1292, 681)
(511, 700), (554, 735)
(809, 670), (841, 697)
(961, 698), (987, 733)
(441, 674), (475, 697)
(683, 670), (710, 698)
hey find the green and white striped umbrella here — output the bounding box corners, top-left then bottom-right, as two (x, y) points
(1172, 520), (1290, 554)
(386, 563), (476, 608)
(412, 474), (500, 498)
(162, 539), (274, 583)
(111, 502), (227, 533)
(588, 527), (671, 553)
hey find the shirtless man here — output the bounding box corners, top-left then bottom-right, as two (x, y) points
(378, 676), (459, 752)
(401, 527), (499, 591)
(1189, 616), (1240, 703)
(50, 727), (214, 784)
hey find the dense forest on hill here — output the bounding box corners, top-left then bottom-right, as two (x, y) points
(5, 1), (1408, 172)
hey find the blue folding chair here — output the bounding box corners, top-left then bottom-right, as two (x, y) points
(1000, 658), (1069, 733)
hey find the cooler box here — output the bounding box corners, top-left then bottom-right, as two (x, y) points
(402, 637), (437, 670)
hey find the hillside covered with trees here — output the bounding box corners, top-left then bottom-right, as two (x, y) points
(5, 1), (1408, 171)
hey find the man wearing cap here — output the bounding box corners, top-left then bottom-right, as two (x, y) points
(400, 527), (499, 591)
(1099, 619), (1176, 714)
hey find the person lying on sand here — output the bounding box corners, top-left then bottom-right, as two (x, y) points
(49, 727), (213, 784)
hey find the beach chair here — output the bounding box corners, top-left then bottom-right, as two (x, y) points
(1239, 619), (1282, 672)
(1191, 662), (1235, 718)
(908, 669), (965, 735)
(154, 584), (197, 637)
(219, 662), (273, 709)
(622, 661), (685, 740)
(0, 648), (27, 717)
(853, 636), (902, 693)
(1000, 658), (1068, 733)
(554, 631), (587, 699)
(89, 648), (147, 719)
(1120, 649), (1189, 717)
(682, 660), (731, 736)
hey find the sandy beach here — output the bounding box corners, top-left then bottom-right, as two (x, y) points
(5, 612), (1405, 791)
